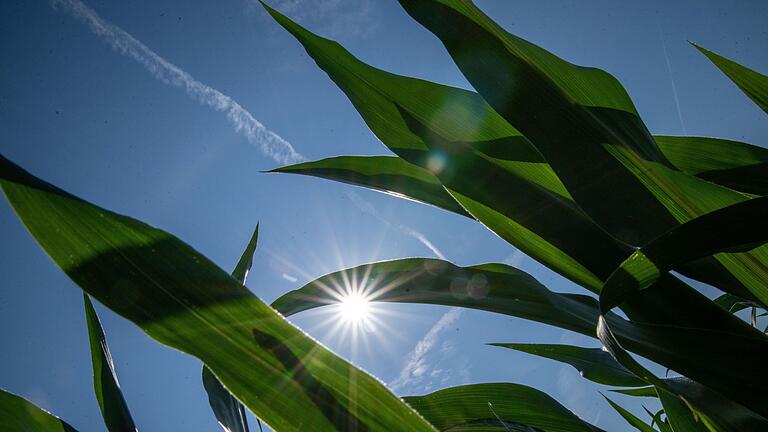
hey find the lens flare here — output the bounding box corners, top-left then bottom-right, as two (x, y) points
(339, 292), (371, 323)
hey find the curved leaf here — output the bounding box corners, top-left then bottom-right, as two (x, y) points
(271, 156), (470, 218)
(272, 258), (600, 336)
(598, 196), (768, 418)
(84, 295), (138, 432)
(693, 43), (768, 115)
(655, 136), (768, 196)
(0, 154), (435, 432)
(657, 388), (711, 432)
(403, 383), (603, 432)
(396, 0), (768, 306)
(0, 389), (78, 432)
(490, 343), (645, 387)
(601, 395), (655, 432)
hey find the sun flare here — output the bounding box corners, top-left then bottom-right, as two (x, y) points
(338, 293), (371, 323)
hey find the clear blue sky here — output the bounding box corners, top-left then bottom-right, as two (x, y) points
(1, 1), (766, 431)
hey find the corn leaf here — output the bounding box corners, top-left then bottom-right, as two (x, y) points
(0, 154), (435, 432)
(202, 224), (259, 432)
(84, 295), (138, 432)
(0, 389), (78, 432)
(657, 389), (711, 432)
(403, 383), (603, 432)
(270, 156), (470, 218)
(601, 395), (656, 432)
(396, 0), (768, 306)
(597, 196), (768, 418)
(655, 136), (768, 196)
(693, 43), (768, 115)
(490, 343), (645, 387)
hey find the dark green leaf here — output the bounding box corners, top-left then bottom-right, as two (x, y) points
(0, 154), (435, 432)
(396, 0), (768, 306)
(84, 295), (138, 432)
(657, 389), (711, 432)
(0, 389), (78, 432)
(403, 383), (603, 432)
(232, 223), (259, 284)
(597, 196), (768, 418)
(601, 395), (656, 432)
(693, 43), (768, 115)
(610, 387), (657, 398)
(490, 343), (645, 387)
(655, 136), (768, 196)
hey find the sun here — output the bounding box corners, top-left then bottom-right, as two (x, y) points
(338, 292), (371, 323)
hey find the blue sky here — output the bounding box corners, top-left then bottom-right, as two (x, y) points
(1, 0), (767, 431)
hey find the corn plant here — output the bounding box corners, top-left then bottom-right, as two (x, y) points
(1, 1), (767, 431)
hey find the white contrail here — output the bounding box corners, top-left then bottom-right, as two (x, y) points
(345, 191), (446, 260)
(658, 22), (687, 134)
(389, 308), (462, 391)
(51, 0), (304, 165)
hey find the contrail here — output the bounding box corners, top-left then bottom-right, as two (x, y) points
(51, 0), (304, 165)
(658, 22), (687, 134)
(389, 308), (462, 391)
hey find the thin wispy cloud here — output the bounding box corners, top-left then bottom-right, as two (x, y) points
(389, 308), (463, 392)
(52, 0), (304, 165)
(345, 191), (446, 260)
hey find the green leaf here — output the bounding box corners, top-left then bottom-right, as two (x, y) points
(202, 224), (259, 432)
(693, 43), (768, 115)
(597, 196), (768, 418)
(272, 258), (600, 336)
(83, 295), (138, 432)
(490, 343), (645, 387)
(271, 156), (471, 218)
(712, 293), (755, 314)
(601, 395), (656, 432)
(396, 0), (768, 306)
(202, 368), (250, 432)
(655, 136), (768, 196)
(610, 387), (657, 398)
(403, 383), (603, 432)
(0, 389), (78, 432)
(657, 389), (712, 432)
(0, 154), (435, 432)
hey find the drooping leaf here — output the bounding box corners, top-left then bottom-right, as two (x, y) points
(490, 343), (645, 387)
(403, 383), (603, 432)
(712, 293), (756, 314)
(654, 136), (768, 196)
(202, 224), (260, 432)
(692, 43), (768, 115)
(270, 156), (470, 218)
(271, 256), (768, 427)
(83, 295), (138, 432)
(396, 0), (768, 306)
(0, 389), (78, 432)
(597, 196), (768, 418)
(601, 395), (656, 432)
(0, 154), (435, 432)
(272, 258), (600, 336)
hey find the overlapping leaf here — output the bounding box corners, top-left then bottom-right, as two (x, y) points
(654, 136), (768, 196)
(0, 389), (78, 432)
(83, 295), (138, 432)
(0, 154), (435, 432)
(396, 0), (768, 306)
(202, 224), (259, 432)
(601, 395), (655, 432)
(403, 383), (603, 432)
(490, 343), (645, 387)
